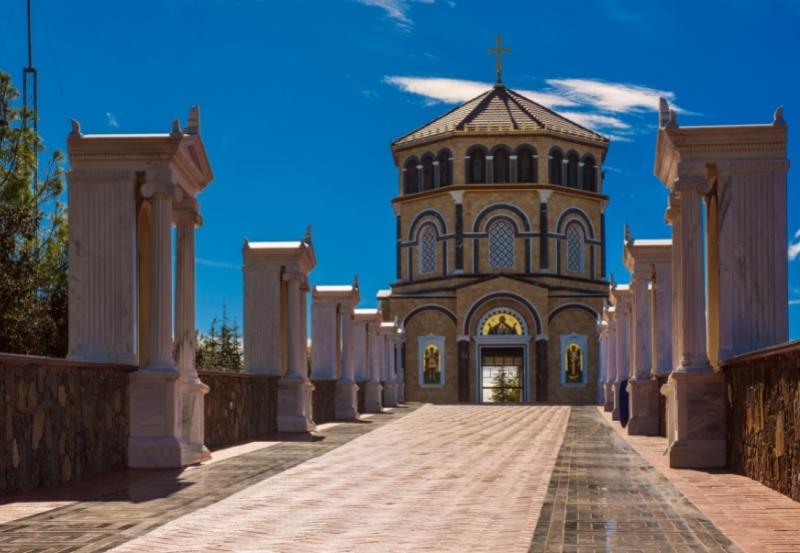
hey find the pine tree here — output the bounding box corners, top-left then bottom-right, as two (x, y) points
(0, 71), (67, 356)
(195, 303), (243, 372)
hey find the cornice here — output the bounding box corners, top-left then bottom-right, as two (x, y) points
(392, 183), (608, 205)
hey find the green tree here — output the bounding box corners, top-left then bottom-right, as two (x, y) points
(0, 71), (67, 356)
(196, 303), (242, 372)
(491, 367), (522, 403)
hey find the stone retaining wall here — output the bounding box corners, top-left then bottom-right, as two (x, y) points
(200, 371), (279, 450)
(724, 340), (800, 501)
(311, 379), (336, 424)
(0, 353), (133, 495)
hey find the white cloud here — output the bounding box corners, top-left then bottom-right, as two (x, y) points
(354, 0), (452, 28)
(790, 299), (800, 306)
(557, 112), (630, 130)
(106, 112), (119, 128)
(197, 258), (239, 270)
(384, 76), (577, 108)
(789, 229), (800, 261)
(547, 78), (680, 114)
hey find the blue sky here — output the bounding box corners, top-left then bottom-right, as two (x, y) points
(0, 0), (798, 338)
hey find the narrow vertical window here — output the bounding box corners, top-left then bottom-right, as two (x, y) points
(583, 156), (597, 192)
(421, 155), (435, 190)
(517, 147), (537, 183)
(438, 150), (452, 186)
(488, 219), (515, 269)
(419, 224), (437, 274)
(467, 148), (486, 184)
(493, 148), (510, 183)
(404, 158), (418, 194)
(566, 223), (584, 273)
(549, 149), (563, 185)
(566, 152), (579, 188)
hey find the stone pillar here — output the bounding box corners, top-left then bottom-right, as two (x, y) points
(432, 160), (440, 188)
(626, 267), (657, 435)
(129, 182), (184, 468)
(509, 154), (518, 183)
(538, 190), (552, 272)
(486, 155), (494, 184)
(597, 320), (608, 405)
(382, 322), (399, 407)
(457, 336), (470, 402)
(651, 260), (673, 378)
(337, 293), (359, 419)
(610, 286), (631, 422)
(604, 313), (616, 412)
(174, 201), (210, 464)
(396, 333), (406, 403)
(451, 191), (464, 273)
(364, 319), (384, 413)
(278, 271), (316, 432)
(535, 336), (548, 402)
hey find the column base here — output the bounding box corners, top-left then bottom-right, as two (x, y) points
(364, 382), (383, 413)
(180, 378), (211, 464)
(335, 381), (359, 420)
(664, 370), (726, 468)
(603, 383), (614, 412)
(129, 367), (187, 468)
(626, 378), (660, 436)
(383, 382), (398, 407)
(277, 376), (316, 433)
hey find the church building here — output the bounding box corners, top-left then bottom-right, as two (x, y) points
(380, 57), (610, 405)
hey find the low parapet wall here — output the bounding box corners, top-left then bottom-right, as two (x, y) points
(724, 340), (800, 501)
(199, 371), (279, 450)
(0, 353), (134, 495)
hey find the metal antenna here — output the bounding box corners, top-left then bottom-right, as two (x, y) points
(22, 0), (38, 192)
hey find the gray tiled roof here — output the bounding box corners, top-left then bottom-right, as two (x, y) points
(393, 84), (607, 147)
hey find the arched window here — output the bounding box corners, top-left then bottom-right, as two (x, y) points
(582, 155), (597, 192)
(493, 148), (510, 183)
(488, 219), (515, 269)
(419, 224), (437, 274)
(421, 154), (435, 191)
(437, 150), (452, 187)
(403, 158), (418, 194)
(566, 151), (580, 188)
(516, 146), (537, 183)
(466, 147), (486, 184)
(549, 148), (563, 185)
(566, 223), (584, 273)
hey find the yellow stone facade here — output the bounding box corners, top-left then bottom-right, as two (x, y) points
(382, 83), (610, 405)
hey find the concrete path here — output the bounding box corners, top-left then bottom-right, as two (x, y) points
(111, 404), (569, 553)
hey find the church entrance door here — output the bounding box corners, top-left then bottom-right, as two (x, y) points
(480, 347), (524, 403)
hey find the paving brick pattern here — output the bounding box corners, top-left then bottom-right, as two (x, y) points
(530, 407), (741, 553)
(603, 408), (800, 553)
(0, 409), (414, 552)
(110, 404), (570, 553)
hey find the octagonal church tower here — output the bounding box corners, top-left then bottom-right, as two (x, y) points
(381, 78), (610, 405)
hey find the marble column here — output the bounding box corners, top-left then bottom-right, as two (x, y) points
(611, 287), (631, 422)
(174, 202), (210, 464)
(395, 333), (405, 403)
(626, 268), (658, 435)
(364, 320), (383, 413)
(651, 260), (673, 378)
(278, 271), (315, 432)
(457, 336), (470, 402)
(597, 320), (608, 406)
(129, 183), (184, 468)
(336, 298), (359, 419)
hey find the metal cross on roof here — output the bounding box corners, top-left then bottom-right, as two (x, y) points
(488, 35), (509, 84)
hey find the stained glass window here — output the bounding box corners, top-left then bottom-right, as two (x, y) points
(488, 219), (515, 269)
(419, 225), (437, 274)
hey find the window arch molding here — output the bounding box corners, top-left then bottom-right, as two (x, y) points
(403, 156), (419, 194)
(490, 144), (512, 184)
(472, 202), (532, 233)
(514, 144), (538, 183)
(548, 147), (564, 185)
(486, 216), (517, 269)
(555, 207), (595, 238)
(465, 145), (488, 184)
(407, 209), (447, 241)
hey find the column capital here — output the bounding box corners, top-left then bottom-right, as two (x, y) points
(665, 191), (681, 224)
(450, 190), (465, 205)
(536, 334), (549, 342)
(673, 176), (712, 195)
(457, 334), (470, 342)
(282, 270), (306, 283)
(538, 190), (553, 204)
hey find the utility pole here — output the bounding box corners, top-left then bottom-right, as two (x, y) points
(22, 0), (38, 192)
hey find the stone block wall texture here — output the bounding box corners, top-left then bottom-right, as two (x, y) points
(724, 340), (800, 501)
(311, 379), (336, 424)
(0, 354), (133, 495)
(200, 371), (278, 450)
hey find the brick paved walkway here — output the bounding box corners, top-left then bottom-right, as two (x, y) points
(110, 404), (570, 553)
(603, 408), (800, 553)
(531, 407), (741, 553)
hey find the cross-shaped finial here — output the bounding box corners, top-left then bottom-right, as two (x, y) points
(488, 35), (509, 84)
